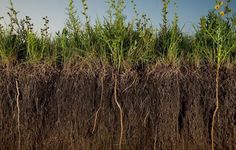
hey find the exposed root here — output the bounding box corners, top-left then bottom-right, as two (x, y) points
(114, 74), (124, 150)
(122, 76), (138, 93)
(92, 109), (100, 134)
(92, 66), (105, 134)
(16, 80), (21, 150)
(69, 121), (75, 150)
(211, 65), (220, 150)
(143, 111), (150, 127)
(154, 134), (157, 150)
(92, 78), (104, 134)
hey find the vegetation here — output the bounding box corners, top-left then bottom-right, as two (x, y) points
(0, 0), (234, 69)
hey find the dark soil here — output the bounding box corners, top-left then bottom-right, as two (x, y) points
(0, 63), (235, 150)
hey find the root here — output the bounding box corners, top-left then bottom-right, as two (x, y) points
(15, 80), (21, 150)
(92, 109), (100, 134)
(154, 134), (157, 150)
(114, 74), (124, 150)
(92, 63), (106, 134)
(122, 76), (138, 93)
(69, 121), (75, 150)
(92, 71), (104, 134)
(211, 65), (220, 150)
(143, 111), (150, 127)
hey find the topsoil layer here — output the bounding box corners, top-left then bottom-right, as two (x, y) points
(0, 63), (235, 150)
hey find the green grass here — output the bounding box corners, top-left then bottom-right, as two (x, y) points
(0, 0), (235, 69)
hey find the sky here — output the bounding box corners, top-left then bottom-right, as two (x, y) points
(0, 0), (236, 35)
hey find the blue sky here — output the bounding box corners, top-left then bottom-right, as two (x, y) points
(0, 0), (236, 34)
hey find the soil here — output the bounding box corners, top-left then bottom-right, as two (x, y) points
(0, 63), (235, 150)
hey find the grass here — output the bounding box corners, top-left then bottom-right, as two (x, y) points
(0, 0), (235, 69)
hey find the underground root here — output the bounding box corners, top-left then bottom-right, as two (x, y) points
(92, 65), (106, 134)
(0, 64), (235, 149)
(211, 65), (220, 150)
(92, 72), (104, 134)
(114, 73), (124, 150)
(15, 80), (21, 150)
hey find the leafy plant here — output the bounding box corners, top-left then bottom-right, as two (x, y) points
(206, 1), (236, 150)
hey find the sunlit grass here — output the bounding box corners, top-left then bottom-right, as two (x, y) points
(0, 0), (235, 69)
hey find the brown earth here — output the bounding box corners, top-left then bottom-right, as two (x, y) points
(0, 63), (235, 150)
